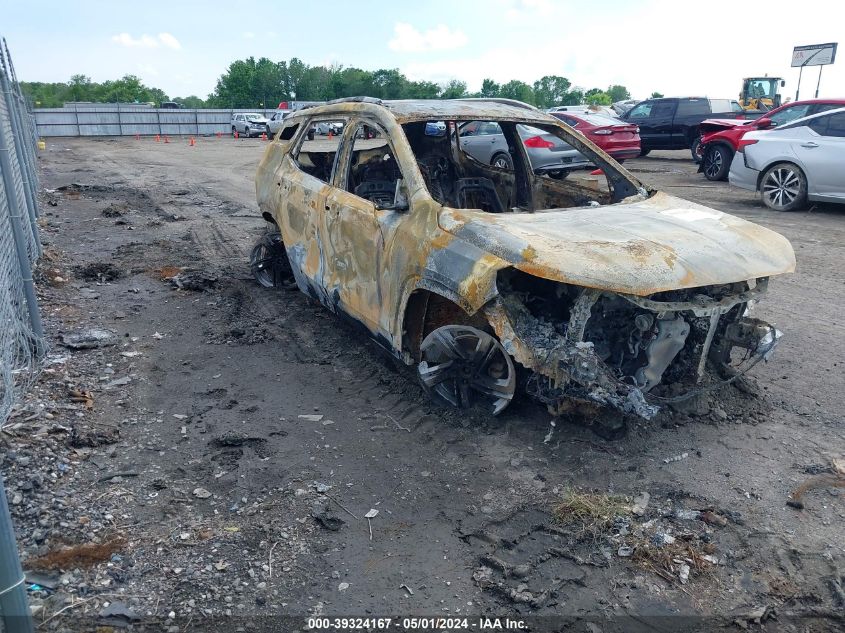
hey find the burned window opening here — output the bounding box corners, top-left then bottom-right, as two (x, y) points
(279, 122), (299, 141)
(293, 119), (345, 183)
(402, 119), (639, 214)
(346, 122), (404, 208)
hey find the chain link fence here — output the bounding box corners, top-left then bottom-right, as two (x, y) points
(0, 36), (44, 428)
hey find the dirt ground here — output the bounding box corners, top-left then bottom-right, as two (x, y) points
(4, 136), (843, 632)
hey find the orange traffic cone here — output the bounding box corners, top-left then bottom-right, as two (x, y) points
(235, 131), (239, 139)
(164, 135), (170, 144)
(216, 131), (222, 138)
(327, 130), (333, 140)
(155, 134), (160, 142)
(134, 133), (140, 140)
(590, 168), (604, 175)
(189, 137), (196, 147)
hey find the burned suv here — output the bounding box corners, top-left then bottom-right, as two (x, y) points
(254, 97), (794, 419)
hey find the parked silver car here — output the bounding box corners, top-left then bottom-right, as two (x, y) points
(231, 113), (269, 137)
(266, 111), (290, 137)
(729, 107), (845, 211)
(458, 120), (591, 177)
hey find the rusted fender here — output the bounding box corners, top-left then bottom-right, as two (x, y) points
(439, 191), (795, 296)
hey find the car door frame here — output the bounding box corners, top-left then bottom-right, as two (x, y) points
(802, 113), (845, 200)
(275, 115), (348, 305)
(321, 117), (421, 334)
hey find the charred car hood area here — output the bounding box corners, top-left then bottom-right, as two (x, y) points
(438, 191), (796, 295)
(437, 192), (794, 418)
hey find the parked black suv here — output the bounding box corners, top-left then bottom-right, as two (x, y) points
(621, 97), (747, 162)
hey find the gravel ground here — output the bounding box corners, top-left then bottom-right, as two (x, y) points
(3, 136), (843, 632)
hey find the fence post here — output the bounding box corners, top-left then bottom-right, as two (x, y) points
(0, 470), (34, 633)
(0, 94), (44, 350)
(3, 40), (38, 199)
(0, 48), (40, 256)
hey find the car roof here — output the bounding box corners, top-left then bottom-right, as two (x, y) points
(782, 98), (845, 105)
(287, 97), (555, 124)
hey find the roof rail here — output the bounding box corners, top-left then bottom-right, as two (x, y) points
(455, 97), (540, 112)
(325, 96), (384, 106)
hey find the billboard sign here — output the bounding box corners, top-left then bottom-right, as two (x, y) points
(791, 43), (837, 67)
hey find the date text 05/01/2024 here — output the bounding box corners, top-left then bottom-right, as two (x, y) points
(306, 617), (527, 630)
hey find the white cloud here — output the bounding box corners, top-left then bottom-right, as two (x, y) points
(111, 32), (181, 50)
(243, 31), (255, 40)
(388, 23), (468, 53)
(157, 32), (181, 50)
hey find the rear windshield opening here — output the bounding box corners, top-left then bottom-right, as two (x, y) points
(402, 119), (641, 213)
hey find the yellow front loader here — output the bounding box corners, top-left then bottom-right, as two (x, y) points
(739, 76), (785, 111)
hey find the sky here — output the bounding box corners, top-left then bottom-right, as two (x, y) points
(3, 0), (843, 102)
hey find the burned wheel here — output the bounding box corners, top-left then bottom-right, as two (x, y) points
(249, 232), (297, 289)
(417, 325), (516, 415)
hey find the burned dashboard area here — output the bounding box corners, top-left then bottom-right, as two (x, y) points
(484, 269), (781, 419)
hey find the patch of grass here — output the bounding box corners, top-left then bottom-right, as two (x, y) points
(552, 488), (629, 538)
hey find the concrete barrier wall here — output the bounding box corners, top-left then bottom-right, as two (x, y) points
(34, 107), (285, 137)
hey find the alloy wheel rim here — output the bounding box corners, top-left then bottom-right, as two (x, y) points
(704, 150), (722, 178)
(418, 325), (515, 415)
(762, 168), (800, 208)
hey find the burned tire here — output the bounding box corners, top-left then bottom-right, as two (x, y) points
(760, 162), (807, 212)
(249, 232), (297, 289)
(491, 152), (513, 170)
(702, 144), (733, 181)
(417, 325), (515, 415)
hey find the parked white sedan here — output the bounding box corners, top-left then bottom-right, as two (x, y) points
(729, 107), (845, 211)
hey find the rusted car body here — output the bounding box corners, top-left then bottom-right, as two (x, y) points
(255, 97), (795, 418)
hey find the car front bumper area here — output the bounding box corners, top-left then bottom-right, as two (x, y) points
(483, 283), (782, 420)
(245, 125), (268, 137)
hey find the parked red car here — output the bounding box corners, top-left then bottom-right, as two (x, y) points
(698, 99), (845, 180)
(551, 111), (641, 162)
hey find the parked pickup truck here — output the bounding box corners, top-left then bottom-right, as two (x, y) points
(621, 97), (749, 162)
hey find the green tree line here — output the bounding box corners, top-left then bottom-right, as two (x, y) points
(22, 57), (650, 109)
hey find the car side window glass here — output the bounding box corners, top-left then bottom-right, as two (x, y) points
(770, 104), (811, 126)
(824, 113), (845, 137)
(807, 117), (828, 135)
(813, 104), (842, 115)
(345, 123), (407, 209)
(677, 99), (709, 116)
(479, 122), (503, 136)
(627, 102), (653, 118)
(650, 100), (676, 118)
(459, 121), (481, 136)
(293, 119), (344, 184)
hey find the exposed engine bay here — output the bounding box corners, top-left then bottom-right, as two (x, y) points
(484, 269), (781, 419)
